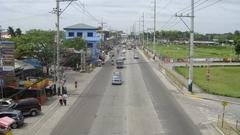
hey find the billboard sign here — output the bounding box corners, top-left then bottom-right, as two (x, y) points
(0, 41), (15, 72)
(0, 41), (15, 83)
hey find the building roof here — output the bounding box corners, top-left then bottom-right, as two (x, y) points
(64, 23), (97, 30)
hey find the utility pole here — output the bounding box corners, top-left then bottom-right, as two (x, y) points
(54, 0), (76, 95)
(189, 0), (194, 92)
(100, 20), (106, 50)
(139, 17), (141, 45)
(56, 0), (61, 95)
(176, 0), (194, 92)
(134, 23), (137, 40)
(0, 25), (2, 41)
(142, 12), (145, 48)
(153, 0), (156, 56)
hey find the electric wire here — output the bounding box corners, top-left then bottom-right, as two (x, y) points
(195, 0), (223, 12)
(60, 0), (74, 15)
(75, 1), (100, 23)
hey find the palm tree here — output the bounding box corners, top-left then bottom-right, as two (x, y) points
(7, 26), (16, 37)
(15, 28), (22, 36)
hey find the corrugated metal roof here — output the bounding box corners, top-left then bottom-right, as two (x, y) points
(64, 23), (97, 30)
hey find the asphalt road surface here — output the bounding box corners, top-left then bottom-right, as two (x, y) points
(51, 49), (202, 135)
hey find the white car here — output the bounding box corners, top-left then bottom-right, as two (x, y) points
(0, 98), (15, 109)
(134, 54), (139, 59)
(112, 72), (122, 85)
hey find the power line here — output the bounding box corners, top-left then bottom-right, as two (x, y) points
(177, 0), (222, 15)
(163, 18), (181, 30)
(71, 3), (100, 23)
(60, 0), (74, 15)
(195, 0), (223, 12)
(159, 15), (175, 29)
(74, 1), (100, 23)
(176, 0), (203, 14)
(182, 0), (209, 14)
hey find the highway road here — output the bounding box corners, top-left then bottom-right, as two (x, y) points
(51, 49), (202, 135)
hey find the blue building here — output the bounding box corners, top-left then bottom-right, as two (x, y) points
(63, 23), (101, 63)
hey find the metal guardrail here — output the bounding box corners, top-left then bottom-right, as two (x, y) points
(217, 115), (240, 135)
(159, 64), (185, 91)
(237, 120), (240, 132)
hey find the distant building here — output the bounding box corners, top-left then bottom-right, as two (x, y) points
(0, 32), (11, 39)
(63, 23), (101, 63)
(193, 41), (219, 46)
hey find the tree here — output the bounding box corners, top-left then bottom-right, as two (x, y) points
(15, 28), (22, 36)
(12, 29), (56, 75)
(62, 37), (85, 68)
(235, 40), (240, 57)
(7, 26), (16, 37)
(234, 30), (240, 36)
(63, 37), (85, 51)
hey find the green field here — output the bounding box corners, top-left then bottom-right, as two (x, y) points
(149, 44), (236, 58)
(175, 66), (240, 97)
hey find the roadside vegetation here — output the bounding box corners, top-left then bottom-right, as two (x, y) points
(175, 66), (240, 97)
(149, 44), (236, 58)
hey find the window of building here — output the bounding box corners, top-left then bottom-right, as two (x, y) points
(87, 32), (93, 37)
(77, 32), (83, 37)
(68, 32), (74, 37)
(87, 43), (93, 48)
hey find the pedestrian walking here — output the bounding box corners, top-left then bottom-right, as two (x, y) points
(63, 93), (68, 106)
(75, 81), (78, 89)
(59, 95), (63, 106)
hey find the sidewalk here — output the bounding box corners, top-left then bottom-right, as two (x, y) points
(12, 67), (102, 135)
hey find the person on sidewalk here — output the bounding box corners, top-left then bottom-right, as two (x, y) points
(63, 93), (68, 106)
(75, 81), (78, 89)
(59, 95), (63, 106)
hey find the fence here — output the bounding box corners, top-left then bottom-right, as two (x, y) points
(217, 115), (240, 135)
(159, 64), (185, 91)
(237, 120), (240, 132)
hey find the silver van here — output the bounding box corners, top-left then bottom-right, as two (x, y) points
(112, 71), (122, 85)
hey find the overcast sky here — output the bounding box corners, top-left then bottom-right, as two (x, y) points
(0, 0), (240, 34)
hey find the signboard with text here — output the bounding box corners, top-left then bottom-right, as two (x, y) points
(0, 41), (16, 84)
(0, 41), (15, 71)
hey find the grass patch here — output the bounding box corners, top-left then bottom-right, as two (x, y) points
(175, 66), (240, 98)
(149, 44), (236, 58)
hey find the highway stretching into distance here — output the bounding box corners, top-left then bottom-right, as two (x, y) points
(51, 48), (202, 135)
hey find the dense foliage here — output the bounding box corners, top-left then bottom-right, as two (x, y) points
(145, 30), (240, 43)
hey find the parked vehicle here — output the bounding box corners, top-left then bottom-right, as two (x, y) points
(112, 72), (122, 85)
(0, 116), (14, 134)
(8, 98), (41, 116)
(0, 99), (15, 109)
(0, 109), (24, 129)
